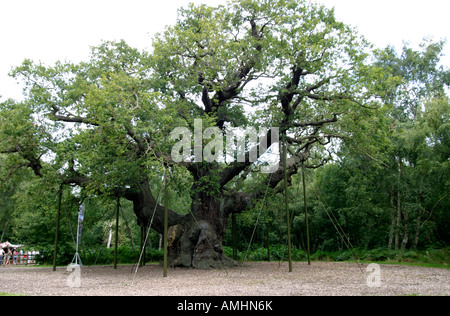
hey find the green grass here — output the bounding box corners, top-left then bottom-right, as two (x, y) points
(0, 292), (25, 296)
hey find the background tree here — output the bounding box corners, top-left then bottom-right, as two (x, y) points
(301, 40), (450, 252)
(373, 40), (450, 249)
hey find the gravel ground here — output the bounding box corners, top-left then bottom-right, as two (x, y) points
(0, 262), (449, 296)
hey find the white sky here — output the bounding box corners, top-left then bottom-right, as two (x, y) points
(1, 0), (449, 101)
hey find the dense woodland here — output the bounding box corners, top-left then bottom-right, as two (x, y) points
(0, 0), (449, 267)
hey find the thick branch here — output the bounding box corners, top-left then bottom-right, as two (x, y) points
(219, 128), (275, 187)
(202, 17), (264, 118)
(51, 104), (99, 126)
(124, 176), (184, 232)
(124, 123), (147, 154)
(223, 153), (300, 215)
(280, 66), (305, 110)
(292, 113), (338, 128)
(1, 162), (29, 184)
(1, 146), (43, 178)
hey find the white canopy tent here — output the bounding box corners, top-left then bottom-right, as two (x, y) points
(1, 241), (24, 249)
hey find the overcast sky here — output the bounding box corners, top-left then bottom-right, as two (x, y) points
(1, 0), (449, 101)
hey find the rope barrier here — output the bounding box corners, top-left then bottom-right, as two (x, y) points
(311, 184), (365, 275)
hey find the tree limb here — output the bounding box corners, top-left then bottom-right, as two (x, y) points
(292, 113), (339, 128)
(50, 104), (99, 126)
(219, 127), (276, 187)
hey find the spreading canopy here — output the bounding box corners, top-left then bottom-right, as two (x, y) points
(1, 0), (388, 268)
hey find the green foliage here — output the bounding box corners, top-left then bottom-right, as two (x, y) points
(37, 245), (164, 266)
(224, 244), (307, 262)
(223, 245), (449, 268)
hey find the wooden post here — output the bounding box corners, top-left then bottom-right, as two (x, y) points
(143, 226), (147, 266)
(283, 139), (293, 272)
(163, 171), (169, 277)
(114, 197), (120, 269)
(53, 185), (62, 272)
(302, 163), (311, 265)
(232, 213), (237, 260)
(266, 221), (270, 262)
(140, 226), (144, 267)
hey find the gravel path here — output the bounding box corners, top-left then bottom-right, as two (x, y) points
(1, 262), (448, 296)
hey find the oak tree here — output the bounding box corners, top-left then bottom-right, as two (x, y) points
(1, 0), (384, 268)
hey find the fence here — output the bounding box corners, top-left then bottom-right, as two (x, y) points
(0, 252), (40, 266)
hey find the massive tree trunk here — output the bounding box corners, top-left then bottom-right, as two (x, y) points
(126, 173), (239, 269)
(166, 194), (235, 269)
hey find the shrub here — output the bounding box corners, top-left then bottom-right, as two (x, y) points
(148, 248), (163, 262)
(361, 248), (393, 261)
(336, 251), (353, 261)
(248, 247), (268, 261)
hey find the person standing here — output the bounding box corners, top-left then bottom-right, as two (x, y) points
(5, 248), (12, 265)
(13, 249), (18, 264)
(0, 248), (4, 265)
